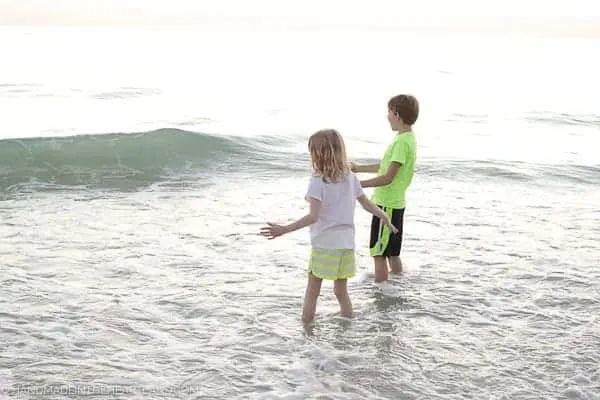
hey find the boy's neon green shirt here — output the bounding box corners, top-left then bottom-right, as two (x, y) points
(372, 131), (417, 209)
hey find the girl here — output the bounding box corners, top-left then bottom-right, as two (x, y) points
(260, 129), (398, 323)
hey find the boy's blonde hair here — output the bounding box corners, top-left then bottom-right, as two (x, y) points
(308, 129), (350, 182)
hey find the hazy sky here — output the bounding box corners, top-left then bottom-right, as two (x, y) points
(1, 0), (600, 36)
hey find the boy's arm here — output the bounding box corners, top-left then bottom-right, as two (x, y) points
(360, 139), (406, 188)
(350, 162), (379, 173)
(360, 161), (401, 188)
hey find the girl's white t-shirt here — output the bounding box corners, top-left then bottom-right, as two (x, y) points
(305, 172), (365, 250)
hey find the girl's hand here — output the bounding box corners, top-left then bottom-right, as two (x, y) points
(260, 222), (288, 239)
(384, 217), (399, 234)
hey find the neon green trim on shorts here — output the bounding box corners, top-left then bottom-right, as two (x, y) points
(370, 206), (394, 257)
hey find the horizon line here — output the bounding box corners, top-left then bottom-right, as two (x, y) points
(1, 19), (599, 38)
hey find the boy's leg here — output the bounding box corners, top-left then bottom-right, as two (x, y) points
(333, 279), (352, 318)
(373, 256), (389, 282)
(387, 208), (405, 274)
(302, 272), (322, 323)
(388, 257), (403, 273)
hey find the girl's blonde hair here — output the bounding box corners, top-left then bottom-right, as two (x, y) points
(308, 129), (350, 182)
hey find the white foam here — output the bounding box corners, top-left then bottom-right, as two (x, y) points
(373, 280), (402, 297)
(356, 270), (373, 283)
(0, 369), (13, 400)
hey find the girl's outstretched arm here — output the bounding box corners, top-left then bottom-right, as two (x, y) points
(260, 197), (321, 240)
(357, 194), (399, 234)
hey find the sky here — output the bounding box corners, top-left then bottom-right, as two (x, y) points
(1, 0), (600, 36)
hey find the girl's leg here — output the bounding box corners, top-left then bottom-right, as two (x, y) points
(302, 272), (322, 323)
(333, 279), (353, 318)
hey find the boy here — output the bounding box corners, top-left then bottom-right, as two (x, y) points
(351, 94), (418, 282)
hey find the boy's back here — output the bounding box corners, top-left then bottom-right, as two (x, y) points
(353, 93), (419, 281)
(372, 131), (417, 209)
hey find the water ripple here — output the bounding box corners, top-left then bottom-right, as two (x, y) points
(1, 177), (598, 399)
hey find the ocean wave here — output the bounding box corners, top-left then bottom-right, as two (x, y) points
(445, 111), (600, 127)
(90, 87), (163, 100)
(416, 159), (600, 186)
(0, 84), (164, 100)
(525, 111), (600, 127)
(0, 83), (44, 97)
(446, 113), (489, 124)
(0, 129), (597, 195)
(0, 128), (305, 193)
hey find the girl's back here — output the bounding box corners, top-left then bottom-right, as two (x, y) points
(306, 172), (363, 250)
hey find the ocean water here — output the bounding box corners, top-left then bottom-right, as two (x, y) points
(1, 26), (599, 399)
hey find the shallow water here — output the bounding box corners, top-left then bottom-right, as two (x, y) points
(2, 174), (599, 399)
(1, 27), (600, 399)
